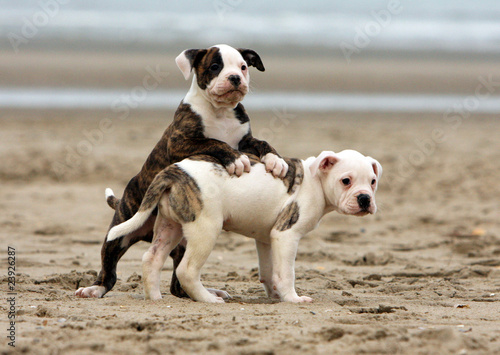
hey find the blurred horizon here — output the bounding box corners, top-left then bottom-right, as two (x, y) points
(1, 1), (500, 112)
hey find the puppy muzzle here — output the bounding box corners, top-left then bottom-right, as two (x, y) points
(357, 194), (371, 211)
(210, 84), (248, 105)
(340, 192), (376, 216)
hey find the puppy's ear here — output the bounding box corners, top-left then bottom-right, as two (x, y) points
(309, 151), (339, 176)
(175, 49), (208, 80)
(367, 157), (383, 179)
(237, 48), (265, 72)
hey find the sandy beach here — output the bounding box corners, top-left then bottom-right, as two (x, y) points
(1, 49), (500, 354)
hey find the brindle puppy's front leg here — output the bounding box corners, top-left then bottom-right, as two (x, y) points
(169, 136), (250, 176)
(238, 133), (288, 178)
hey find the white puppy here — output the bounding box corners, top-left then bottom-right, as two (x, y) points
(107, 150), (382, 303)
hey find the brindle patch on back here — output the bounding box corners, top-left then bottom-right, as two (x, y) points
(282, 158), (304, 194)
(167, 166), (203, 223)
(139, 165), (203, 223)
(274, 201), (300, 232)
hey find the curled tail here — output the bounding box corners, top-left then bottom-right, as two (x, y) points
(105, 188), (120, 210)
(106, 170), (174, 242)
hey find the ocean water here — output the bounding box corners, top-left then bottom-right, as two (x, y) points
(2, 88), (500, 114)
(1, 0), (500, 53)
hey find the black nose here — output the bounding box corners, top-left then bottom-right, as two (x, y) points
(357, 194), (371, 210)
(228, 75), (241, 87)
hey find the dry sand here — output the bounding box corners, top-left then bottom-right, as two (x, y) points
(1, 50), (500, 354)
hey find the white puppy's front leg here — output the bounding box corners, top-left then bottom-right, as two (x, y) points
(261, 153), (289, 178)
(270, 231), (312, 303)
(255, 240), (279, 299)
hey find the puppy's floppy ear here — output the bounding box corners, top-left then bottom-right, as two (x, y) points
(367, 157), (383, 179)
(309, 151), (339, 176)
(175, 48), (208, 80)
(237, 48), (265, 72)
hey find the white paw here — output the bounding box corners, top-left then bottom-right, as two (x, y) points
(144, 290), (162, 301)
(199, 294), (226, 303)
(75, 286), (106, 298)
(285, 295), (313, 303)
(262, 153), (288, 178)
(207, 288), (231, 299)
(226, 154), (251, 176)
(213, 296), (225, 303)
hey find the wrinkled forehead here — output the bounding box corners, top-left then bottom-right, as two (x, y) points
(195, 45), (244, 70)
(335, 158), (373, 178)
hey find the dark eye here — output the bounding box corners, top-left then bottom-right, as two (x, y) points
(371, 179), (376, 185)
(210, 63), (220, 71)
(342, 178), (351, 186)
(241, 65), (247, 71)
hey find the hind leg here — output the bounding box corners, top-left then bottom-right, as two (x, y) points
(142, 216), (183, 300)
(75, 213), (155, 298)
(176, 220), (224, 303)
(169, 240), (231, 299)
(76, 177), (155, 298)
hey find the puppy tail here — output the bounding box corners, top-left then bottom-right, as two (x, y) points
(106, 170), (174, 242)
(105, 188), (120, 210)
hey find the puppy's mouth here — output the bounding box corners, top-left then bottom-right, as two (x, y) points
(339, 204), (375, 217)
(354, 210), (371, 217)
(213, 89), (245, 102)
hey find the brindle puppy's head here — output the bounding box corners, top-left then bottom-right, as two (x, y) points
(176, 44), (265, 108)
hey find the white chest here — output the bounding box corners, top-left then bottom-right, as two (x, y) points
(203, 115), (249, 149)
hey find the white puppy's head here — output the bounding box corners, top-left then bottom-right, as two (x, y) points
(310, 150), (382, 216)
(176, 44), (265, 108)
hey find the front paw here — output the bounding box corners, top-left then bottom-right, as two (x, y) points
(262, 153), (288, 178)
(284, 295), (313, 303)
(226, 154), (251, 176)
(207, 288), (232, 299)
